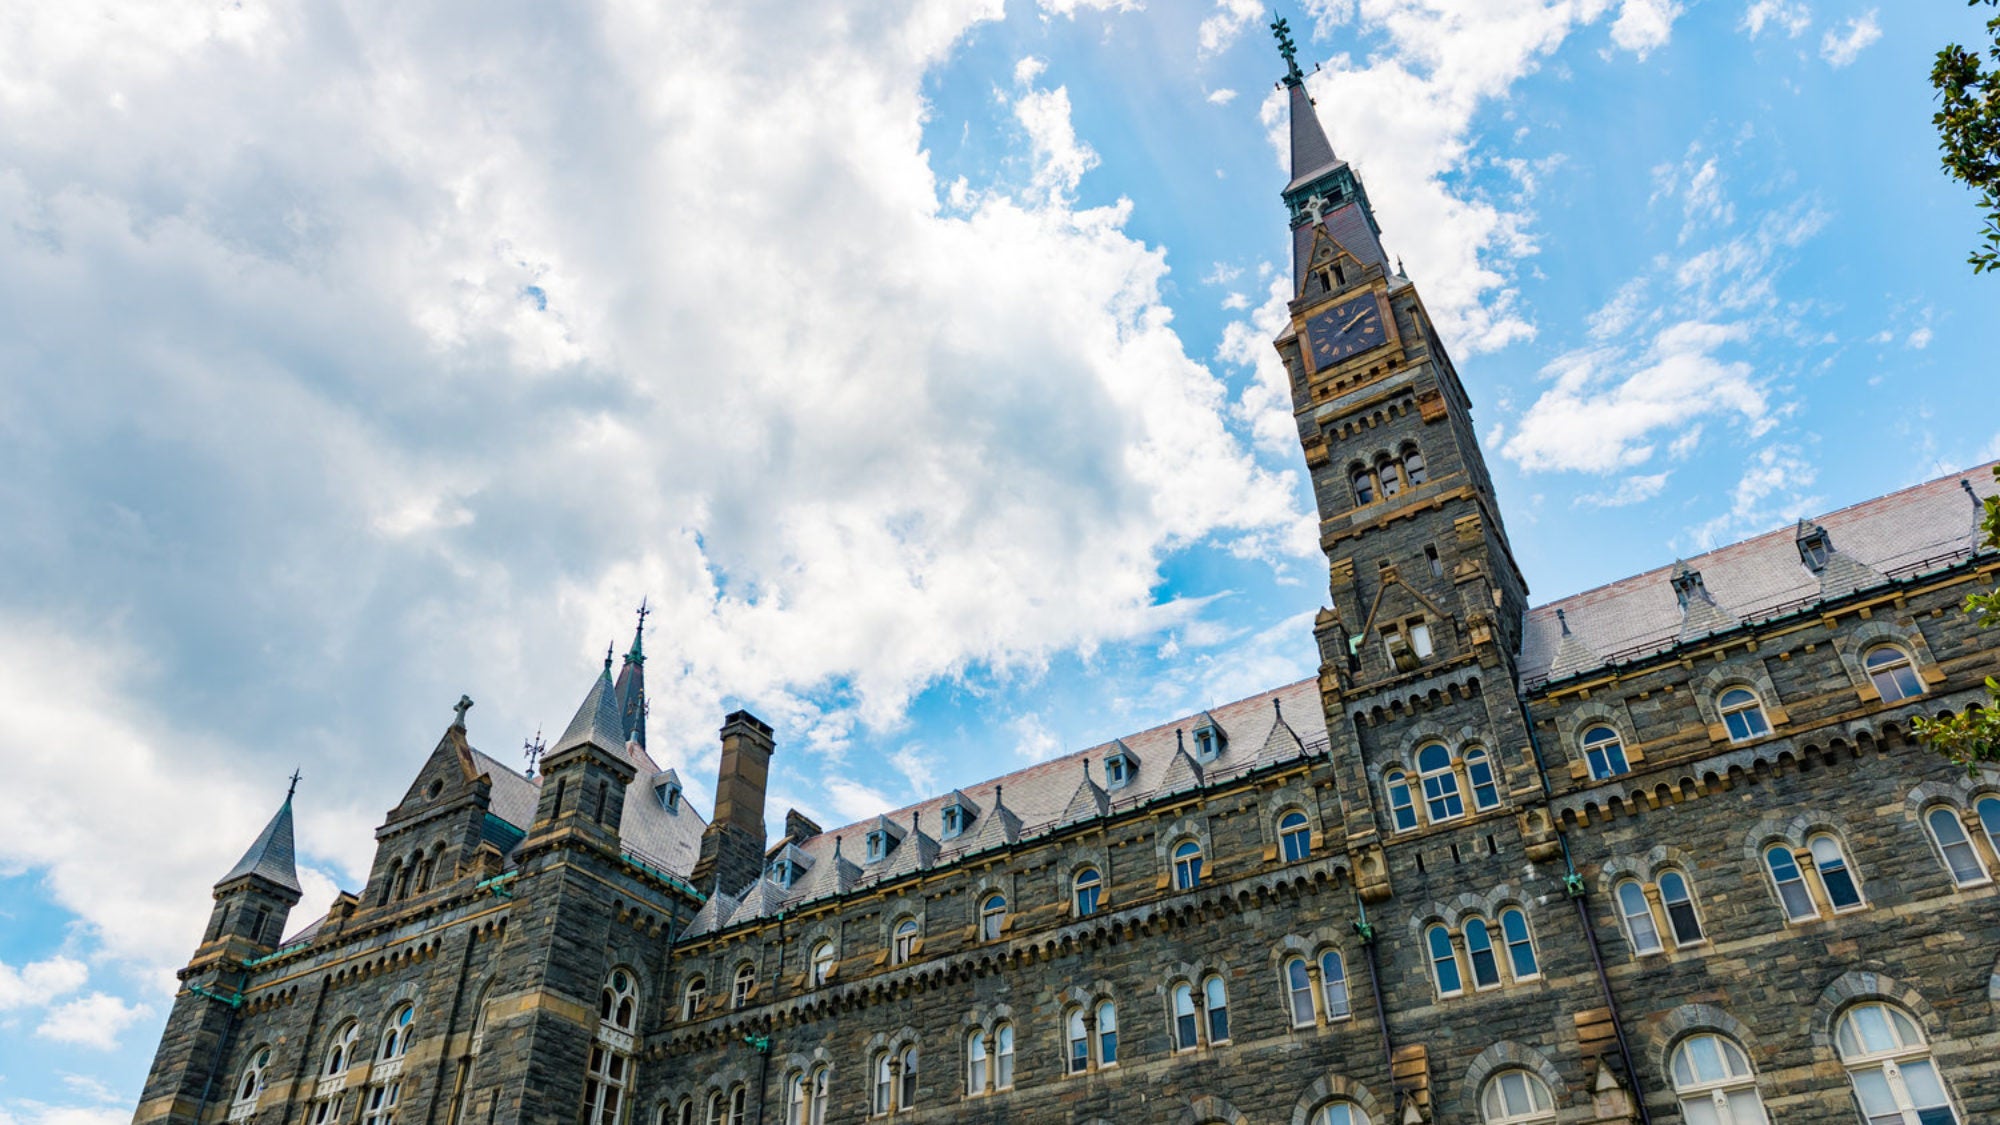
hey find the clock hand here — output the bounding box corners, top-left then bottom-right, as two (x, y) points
(1339, 309), (1371, 333)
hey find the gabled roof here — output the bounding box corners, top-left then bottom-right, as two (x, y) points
(1520, 462), (1999, 689)
(1057, 763), (1110, 826)
(219, 794), (301, 894)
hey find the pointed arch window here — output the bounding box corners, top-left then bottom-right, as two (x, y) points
(785, 1073), (807, 1124)
(1765, 846), (1816, 920)
(731, 964), (754, 1009)
(979, 894), (1007, 942)
(1351, 465), (1376, 506)
(1202, 976), (1230, 1043)
(1464, 918), (1501, 988)
(1171, 984), (1199, 1050)
(324, 1022), (360, 1077)
(1377, 454), (1403, 499)
(1865, 646), (1924, 702)
(891, 918), (919, 965)
(703, 1093), (724, 1125)
(1501, 908), (1539, 979)
(1719, 688), (1771, 742)
(1480, 1069), (1555, 1123)
(1284, 957), (1315, 1027)
(1836, 1003), (1959, 1124)
(1417, 743), (1463, 822)
(602, 969), (637, 1031)
(232, 1047), (272, 1114)
(871, 1052), (892, 1115)
(1670, 1033), (1769, 1124)
(1319, 949), (1350, 1019)
(1172, 840), (1203, 890)
(1660, 870), (1705, 945)
(1925, 808), (1988, 886)
(675, 1099), (694, 1125)
(1581, 725), (1629, 779)
(1426, 925), (1461, 996)
(380, 1004), (415, 1060)
(1279, 811), (1312, 862)
(1402, 446), (1427, 487)
(897, 1046), (917, 1110)
(1465, 747), (1500, 810)
(994, 1023), (1014, 1089)
(1073, 867), (1102, 916)
(1386, 770), (1418, 831)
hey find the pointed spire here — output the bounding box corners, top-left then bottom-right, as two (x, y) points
(614, 604), (649, 749)
(625, 599), (648, 666)
(553, 663), (625, 755)
(219, 782), (302, 894)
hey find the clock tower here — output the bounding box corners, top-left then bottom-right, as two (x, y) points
(1268, 21), (1543, 891)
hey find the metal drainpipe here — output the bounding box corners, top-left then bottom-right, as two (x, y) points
(1519, 694), (1652, 1125)
(1352, 889), (1398, 1111)
(190, 967), (247, 1125)
(424, 927), (482, 1125)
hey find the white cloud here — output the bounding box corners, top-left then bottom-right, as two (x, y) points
(1687, 445), (1820, 548)
(1207, 88), (1238, 105)
(1012, 81), (1100, 203)
(35, 992), (151, 1050)
(1821, 11), (1881, 68)
(1013, 56), (1048, 86)
(1610, 0), (1683, 59)
(1009, 712), (1065, 762)
(0, 958), (88, 1010)
(0, 1103), (130, 1125)
(1221, 292), (1250, 310)
(1741, 0), (1810, 39)
(1588, 278), (1651, 339)
(1198, 0), (1265, 57)
(1036, 0), (1142, 14)
(1907, 325), (1933, 350)
(1575, 471), (1670, 508)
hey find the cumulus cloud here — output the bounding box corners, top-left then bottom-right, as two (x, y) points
(0, 0), (1312, 998)
(0, 958), (88, 1010)
(1687, 445), (1820, 548)
(1198, 0), (1266, 56)
(1610, 0), (1683, 59)
(35, 993), (152, 1051)
(1741, 0), (1811, 39)
(1207, 88), (1239, 105)
(1821, 11), (1881, 68)
(1575, 472), (1670, 508)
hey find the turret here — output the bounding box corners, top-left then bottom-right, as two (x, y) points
(196, 782), (303, 966)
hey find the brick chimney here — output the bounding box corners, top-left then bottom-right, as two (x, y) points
(689, 710), (774, 897)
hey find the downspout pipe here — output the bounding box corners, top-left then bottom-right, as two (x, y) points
(1519, 693), (1652, 1125)
(1353, 888), (1399, 1117)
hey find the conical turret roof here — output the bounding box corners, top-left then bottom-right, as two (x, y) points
(554, 663), (625, 755)
(219, 791), (301, 894)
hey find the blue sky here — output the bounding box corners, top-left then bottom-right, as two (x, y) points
(1, 0), (1994, 1118)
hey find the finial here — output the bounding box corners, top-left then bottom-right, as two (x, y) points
(522, 727), (546, 778)
(286, 769), (302, 801)
(1083, 757), (1093, 784)
(603, 641), (614, 673)
(833, 836), (843, 857)
(1963, 478), (1982, 508)
(628, 599), (649, 665)
(994, 784), (1004, 807)
(1556, 607), (1571, 636)
(1270, 14), (1304, 85)
(1396, 256), (1406, 276)
(452, 694), (474, 730)
(1177, 727), (1187, 753)
(1273, 696), (1284, 717)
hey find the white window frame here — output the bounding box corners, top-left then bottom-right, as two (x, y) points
(1836, 1003), (1961, 1125)
(1863, 646), (1924, 702)
(1669, 1033), (1769, 1125)
(1480, 1069), (1556, 1123)
(1923, 807), (1989, 887)
(1718, 688), (1771, 742)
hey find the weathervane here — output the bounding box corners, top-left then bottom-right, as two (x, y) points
(523, 727), (547, 778)
(287, 768), (303, 800)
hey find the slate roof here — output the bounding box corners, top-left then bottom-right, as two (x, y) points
(1519, 462), (1998, 689)
(219, 795), (301, 893)
(686, 677), (1328, 937)
(553, 668), (625, 755)
(1284, 80), (1340, 195)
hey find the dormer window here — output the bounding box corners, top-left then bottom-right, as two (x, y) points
(1104, 754), (1129, 788)
(866, 831), (889, 862)
(940, 804), (965, 838)
(1191, 717), (1225, 763)
(1797, 528), (1831, 571)
(769, 859), (795, 887)
(1671, 566), (1707, 608)
(656, 781), (681, 813)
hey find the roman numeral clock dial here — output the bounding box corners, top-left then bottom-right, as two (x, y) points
(1305, 291), (1388, 369)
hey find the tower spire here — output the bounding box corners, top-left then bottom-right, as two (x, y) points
(1271, 13), (1386, 290)
(218, 781), (302, 894)
(614, 600), (649, 749)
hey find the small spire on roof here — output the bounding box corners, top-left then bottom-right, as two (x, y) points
(603, 642), (614, 673)
(833, 836), (843, 857)
(626, 599), (649, 666)
(1556, 607), (1571, 636)
(1273, 696), (1283, 718)
(1963, 478), (1982, 508)
(452, 694), (474, 731)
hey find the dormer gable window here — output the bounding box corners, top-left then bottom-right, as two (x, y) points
(865, 830), (890, 862)
(1104, 751), (1133, 788)
(769, 859), (795, 887)
(1670, 566), (1707, 608)
(1191, 716), (1225, 763)
(940, 804), (966, 838)
(654, 771), (683, 813)
(1796, 524), (1831, 571)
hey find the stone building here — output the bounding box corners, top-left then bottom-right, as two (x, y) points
(137, 38), (2000, 1125)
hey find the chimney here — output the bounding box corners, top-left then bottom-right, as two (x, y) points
(690, 710), (774, 896)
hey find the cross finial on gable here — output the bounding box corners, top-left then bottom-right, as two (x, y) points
(287, 768), (302, 801)
(523, 727), (546, 778)
(452, 694), (474, 730)
(1270, 15), (1303, 84)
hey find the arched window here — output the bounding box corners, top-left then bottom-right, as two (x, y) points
(1925, 808), (1988, 886)
(234, 1047), (271, 1108)
(891, 918), (919, 964)
(1864, 646), (1924, 702)
(1659, 870), (1705, 945)
(601, 969), (636, 1031)
(785, 1072), (807, 1125)
(1500, 908), (1538, 979)
(362, 1079), (402, 1125)
(1835, 1003), (1959, 1125)
(1981, 797), (2000, 856)
(807, 1067), (828, 1125)
(1669, 1033), (1769, 1124)
(1581, 725), (1628, 779)
(1765, 845), (1816, 920)
(703, 1093), (724, 1125)
(1617, 881), (1662, 955)
(1427, 925), (1461, 996)
(1465, 747), (1500, 810)
(871, 1053), (892, 1115)
(809, 941), (834, 988)
(1073, 867), (1102, 916)
(897, 1046), (917, 1110)
(325, 1022), (360, 1076)
(1719, 688), (1771, 741)
(1095, 1000), (1118, 1064)
(731, 963), (754, 1009)
(1403, 446), (1427, 487)
(1810, 833), (1864, 910)
(1202, 976), (1230, 1042)
(1480, 1069), (1555, 1123)
(994, 1024), (1014, 1089)
(965, 1030), (988, 1095)
(1319, 949), (1350, 1019)
(676, 1098), (694, 1125)
(1172, 984), (1199, 1050)
(1066, 1007), (1089, 1072)
(1464, 918), (1501, 988)
(1279, 811), (1312, 862)
(1284, 957), (1315, 1027)
(1417, 743), (1463, 822)
(1378, 454), (1403, 499)
(1351, 466), (1376, 506)
(680, 976), (705, 1021)
(726, 1086), (745, 1125)
(1385, 770), (1418, 831)
(1313, 1103), (1371, 1125)
(582, 1043), (630, 1125)
(979, 894), (1006, 942)
(1172, 841), (1203, 890)
(380, 1004), (415, 1059)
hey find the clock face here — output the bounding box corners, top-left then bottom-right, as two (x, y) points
(1304, 292), (1387, 369)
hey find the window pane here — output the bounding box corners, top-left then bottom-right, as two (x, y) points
(1097, 1003), (1118, 1064)
(1466, 751), (1499, 809)
(1427, 926), (1460, 994)
(1724, 1089), (1769, 1125)
(1388, 774), (1417, 831)
(1618, 882), (1662, 953)
(1417, 743), (1452, 772)
(1901, 1059), (1950, 1109)
(1465, 920), (1500, 988)
(1320, 951), (1349, 1018)
(1849, 1066), (1897, 1116)
(1501, 910), (1537, 978)
(1675, 1098), (1722, 1125)
(1286, 959), (1314, 1026)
